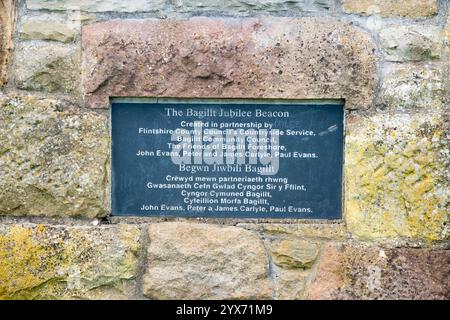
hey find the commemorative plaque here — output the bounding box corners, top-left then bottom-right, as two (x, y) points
(111, 100), (344, 219)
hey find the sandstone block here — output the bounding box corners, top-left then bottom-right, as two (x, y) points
(143, 222), (272, 299)
(308, 243), (450, 299)
(270, 240), (320, 269)
(13, 42), (80, 94)
(343, 0), (438, 18)
(345, 113), (449, 245)
(238, 223), (347, 240)
(20, 19), (76, 43)
(0, 223), (141, 299)
(380, 63), (445, 110)
(0, 0), (17, 86)
(173, 0), (332, 14)
(0, 94), (109, 218)
(379, 25), (443, 62)
(82, 18), (377, 109)
(26, 0), (166, 12)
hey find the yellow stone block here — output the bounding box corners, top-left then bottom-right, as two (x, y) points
(0, 224), (140, 299)
(345, 113), (449, 246)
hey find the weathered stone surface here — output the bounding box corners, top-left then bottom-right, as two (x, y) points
(345, 113), (449, 245)
(447, 10), (450, 61)
(270, 240), (319, 269)
(308, 243), (450, 299)
(343, 0), (438, 18)
(143, 222), (272, 299)
(26, 0), (166, 12)
(26, 0), (331, 14)
(379, 25), (443, 62)
(380, 63), (445, 110)
(13, 42), (80, 94)
(82, 18), (377, 109)
(0, 223), (141, 299)
(0, 0), (16, 87)
(20, 19), (76, 43)
(447, 10), (450, 42)
(269, 239), (322, 299)
(273, 267), (311, 300)
(173, 0), (332, 14)
(0, 94), (109, 218)
(238, 222), (347, 240)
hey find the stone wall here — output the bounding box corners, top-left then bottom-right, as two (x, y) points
(0, 0), (448, 300)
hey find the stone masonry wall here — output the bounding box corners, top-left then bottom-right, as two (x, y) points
(0, 0), (448, 299)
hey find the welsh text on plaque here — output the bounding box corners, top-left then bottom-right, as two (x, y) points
(111, 101), (344, 219)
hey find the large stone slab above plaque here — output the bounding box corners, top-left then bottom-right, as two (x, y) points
(111, 100), (344, 219)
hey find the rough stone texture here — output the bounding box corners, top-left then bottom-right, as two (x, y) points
(447, 10), (450, 61)
(26, 0), (166, 12)
(447, 10), (450, 41)
(270, 239), (319, 269)
(268, 239), (321, 299)
(26, 0), (331, 14)
(143, 222), (272, 299)
(342, 0), (439, 18)
(380, 63), (445, 110)
(308, 243), (450, 299)
(1, 0), (448, 302)
(13, 42), (80, 94)
(0, 94), (109, 218)
(345, 113), (449, 245)
(273, 267), (311, 300)
(0, 223), (141, 299)
(0, 0), (16, 87)
(20, 19), (76, 43)
(238, 222), (347, 240)
(82, 18), (377, 109)
(173, 0), (332, 14)
(379, 25), (443, 62)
